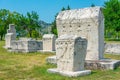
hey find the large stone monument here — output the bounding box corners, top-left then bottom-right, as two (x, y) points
(43, 34), (56, 52)
(46, 7), (120, 70)
(5, 24), (16, 48)
(56, 7), (104, 60)
(48, 34), (91, 77)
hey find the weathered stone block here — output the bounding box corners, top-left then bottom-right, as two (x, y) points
(11, 38), (43, 53)
(56, 34), (87, 71)
(5, 24), (16, 49)
(43, 34), (56, 52)
(48, 34), (91, 77)
(56, 7), (104, 60)
(5, 33), (16, 48)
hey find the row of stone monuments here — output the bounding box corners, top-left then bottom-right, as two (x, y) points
(5, 24), (56, 53)
(4, 7), (120, 77)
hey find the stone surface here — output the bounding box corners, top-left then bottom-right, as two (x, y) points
(48, 34), (91, 77)
(85, 59), (120, 70)
(7, 24), (16, 34)
(56, 34), (87, 71)
(105, 43), (120, 54)
(11, 38), (43, 52)
(46, 56), (120, 70)
(5, 24), (57, 53)
(5, 24), (16, 48)
(46, 56), (56, 64)
(56, 7), (104, 60)
(48, 69), (91, 77)
(43, 34), (56, 52)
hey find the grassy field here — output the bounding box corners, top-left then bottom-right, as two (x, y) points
(105, 41), (120, 44)
(0, 41), (120, 80)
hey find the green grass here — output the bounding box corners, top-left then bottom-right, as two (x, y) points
(105, 41), (120, 44)
(0, 41), (120, 80)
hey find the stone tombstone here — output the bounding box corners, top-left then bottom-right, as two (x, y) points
(48, 34), (91, 77)
(43, 34), (56, 51)
(5, 24), (16, 48)
(11, 38), (43, 52)
(56, 7), (104, 60)
(7, 24), (16, 35)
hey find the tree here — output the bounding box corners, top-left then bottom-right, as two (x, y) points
(67, 5), (71, 10)
(51, 6), (71, 36)
(61, 7), (65, 11)
(91, 3), (95, 7)
(103, 0), (120, 39)
(0, 9), (10, 40)
(25, 11), (41, 37)
(0, 9), (41, 40)
(31, 30), (39, 40)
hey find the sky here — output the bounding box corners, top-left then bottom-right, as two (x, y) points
(0, 0), (107, 23)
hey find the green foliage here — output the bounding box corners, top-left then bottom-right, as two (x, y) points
(67, 5), (71, 10)
(51, 21), (57, 35)
(103, 0), (120, 40)
(61, 7), (66, 11)
(91, 3), (95, 7)
(0, 9), (10, 40)
(25, 11), (41, 37)
(0, 9), (41, 40)
(31, 30), (39, 39)
(51, 6), (71, 36)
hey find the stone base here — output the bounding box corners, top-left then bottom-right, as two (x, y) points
(47, 68), (91, 77)
(38, 50), (56, 53)
(46, 56), (56, 64)
(46, 56), (120, 70)
(85, 59), (120, 70)
(3, 46), (11, 49)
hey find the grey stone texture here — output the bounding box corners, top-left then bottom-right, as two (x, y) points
(43, 34), (56, 52)
(56, 34), (87, 71)
(56, 7), (104, 60)
(46, 56), (57, 64)
(5, 24), (16, 48)
(85, 59), (120, 70)
(46, 7), (120, 70)
(105, 43), (120, 54)
(48, 34), (91, 77)
(48, 69), (91, 77)
(11, 38), (43, 52)
(47, 56), (120, 70)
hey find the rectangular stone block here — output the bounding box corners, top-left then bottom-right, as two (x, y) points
(56, 34), (87, 72)
(5, 33), (16, 48)
(11, 38), (43, 52)
(56, 7), (104, 60)
(43, 34), (56, 51)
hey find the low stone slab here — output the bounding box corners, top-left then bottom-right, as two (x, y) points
(47, 68), (91, 77)
(105, 43), (120, 54)
(85, 59), (120, 70)
(38, 50), (56, 53)
(46, 56), (120, 70)
(46, 56), (56, 64)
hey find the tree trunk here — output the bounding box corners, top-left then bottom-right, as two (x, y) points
(0, 35), (3, 40)
(29, 32), (32, 37)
